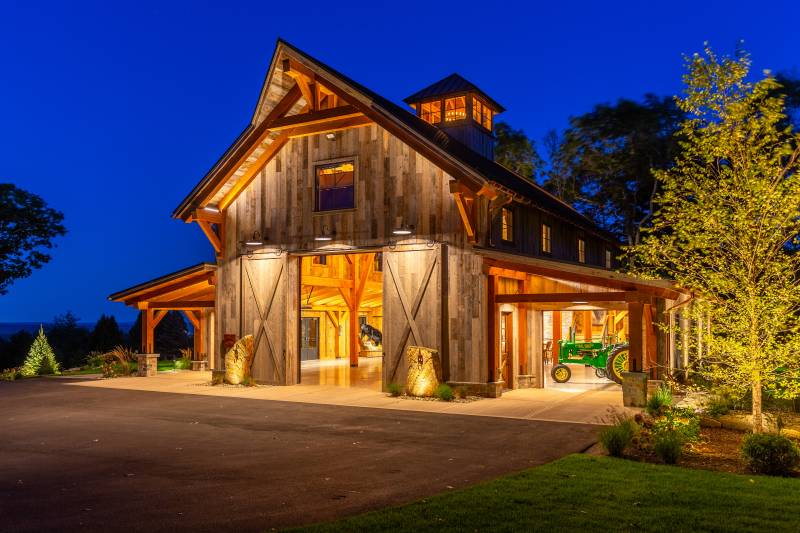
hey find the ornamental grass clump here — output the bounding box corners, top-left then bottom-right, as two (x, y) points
(101, 345), (134, 378)
(19, 326), (60, 376)
(600, 417), (638, 457)
(741, 433), (800, 476)
(435, 383), (455, 402)
(646, 384), (673, 416)
(653, 430), (684, 465)
(387, 382), (402, 397)
(174, 348), (192, 370)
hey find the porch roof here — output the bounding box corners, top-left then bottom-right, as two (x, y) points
(108, 263), (216, 310)
(477, 248), (687, 301)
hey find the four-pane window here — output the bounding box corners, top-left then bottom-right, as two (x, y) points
(444, 96), (466, 122)
(578, 238), (586, 263)
(420, 101), (441, 124)
(315, 161), (355, 212)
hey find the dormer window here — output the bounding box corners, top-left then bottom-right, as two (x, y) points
(420, 101), (441, 125)
(472, 96), (493, 130)
(444, 96), (466, 122)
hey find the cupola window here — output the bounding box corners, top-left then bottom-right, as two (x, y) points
(444, 96), (466, 122)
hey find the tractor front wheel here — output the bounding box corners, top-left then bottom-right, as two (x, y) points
(606, 345), (630, 384)
(551, 364), (572, 383)
(595, 367), (607, 379)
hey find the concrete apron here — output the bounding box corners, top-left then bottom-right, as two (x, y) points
(64, 371), (627, 425)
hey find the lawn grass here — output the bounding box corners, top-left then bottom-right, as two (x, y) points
(292, 454), (800, 533)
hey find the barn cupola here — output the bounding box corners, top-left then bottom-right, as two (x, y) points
(404, 73), (504, 160)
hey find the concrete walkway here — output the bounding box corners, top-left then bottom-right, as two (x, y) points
(65, 370), (624, 425)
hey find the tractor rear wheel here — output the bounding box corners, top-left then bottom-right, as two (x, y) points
(606, 345), (630, 384)
(551, 364), (572, 383)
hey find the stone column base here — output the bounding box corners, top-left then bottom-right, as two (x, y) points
(137, 354), (159, 377)
(190, 360), (208, 371)
(622, 371), (648, 407)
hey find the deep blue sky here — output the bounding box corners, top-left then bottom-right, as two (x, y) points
(0, 0), (798, 324)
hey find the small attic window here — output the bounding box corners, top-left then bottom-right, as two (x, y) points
(444, 96), (466, 122)
(472, 96), (493, 130)
(420, 101), (441, 124)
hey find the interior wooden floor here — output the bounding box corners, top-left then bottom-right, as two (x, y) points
(300, 357), (382, 390)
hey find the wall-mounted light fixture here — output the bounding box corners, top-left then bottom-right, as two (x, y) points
(572, 301), (588, 304)
(202, 206), (220, 213)
(392, 224), (415, 236)
(314, 225), (335, 242)
(325, 132), (336, 140)
(243, 230), (265, 246)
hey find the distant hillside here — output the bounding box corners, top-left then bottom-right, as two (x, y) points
(0, 322), (135, 340)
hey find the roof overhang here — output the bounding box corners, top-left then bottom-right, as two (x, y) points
(109, 263), (216, 310)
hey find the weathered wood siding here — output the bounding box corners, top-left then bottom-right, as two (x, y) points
(215, 123), (487, 385)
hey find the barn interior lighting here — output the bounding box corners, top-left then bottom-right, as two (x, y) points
(314, 225), (334, 242)
(392, 224), (414, 236)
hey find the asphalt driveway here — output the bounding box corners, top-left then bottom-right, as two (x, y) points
(1, 378), (601, 532)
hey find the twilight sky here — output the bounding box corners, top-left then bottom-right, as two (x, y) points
(0, 0), (798, 323)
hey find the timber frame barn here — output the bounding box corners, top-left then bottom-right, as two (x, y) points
(112, 40), (690, 395)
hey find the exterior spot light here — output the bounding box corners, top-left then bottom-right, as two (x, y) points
(243, 230), (265, 246)
(572, 301), (588, 304)
(325, 132), (336, 140)
(392, 224), (414, 236)
(202, 206), (220, 213)
(315, 225), (335, 242)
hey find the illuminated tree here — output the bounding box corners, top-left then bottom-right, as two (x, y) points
(20, 326), (60, 376)
(631, 45), (800, 432)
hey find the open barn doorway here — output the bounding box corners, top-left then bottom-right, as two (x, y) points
(542, 308), (627, 391)
(299, 252), (383, 390)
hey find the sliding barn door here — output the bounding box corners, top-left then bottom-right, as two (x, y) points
(383, 244), (446, 389)
(240, 255), (300, 385)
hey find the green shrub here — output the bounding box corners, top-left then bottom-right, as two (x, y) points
(741, 433), (800, 476)
(455, 386), (468, 399)
(174, 358), (192, 370)
(101, 346), (135, 378)
(435, 383), (454, 402)
(1, 367), (20, 381)
(387, 382), (402, 397)
(652, 407), (700, 443)
(703, 395), (732, 418)
(646, 384), (673, 416)
(599, 418), (638, 457)
(85, 351), (105, 369)
(653, 431), (683, 464)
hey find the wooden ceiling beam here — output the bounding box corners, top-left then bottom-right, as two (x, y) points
(189, 209), (223, 224)
(288, 116), (372, 139)
(268, 105), (362, 131)
(147, 301), (215, 310)
(494, 291), (636, 304)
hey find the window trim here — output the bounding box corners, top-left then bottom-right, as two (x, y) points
(605, 249), (613, 269)
(313, 156), (358, 214)
(541, 223), (552, 254)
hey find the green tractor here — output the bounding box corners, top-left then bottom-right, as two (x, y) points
(550, 325), (629, 384)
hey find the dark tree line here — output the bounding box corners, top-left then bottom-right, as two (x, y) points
(0, 311), (191, 370)
(494, 71), (800, 247)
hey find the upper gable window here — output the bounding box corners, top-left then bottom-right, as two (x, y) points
(578, 238), (586, 263)
(420, 101), (441, 124)
(315, 161), (355, 212)
(444, 96), (466, 122)
(605, 249), (613, 269)
(501, 208), (514, 242)
(472, 96), (493, 130)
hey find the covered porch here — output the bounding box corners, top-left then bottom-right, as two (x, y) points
(108, 263), (217, 365)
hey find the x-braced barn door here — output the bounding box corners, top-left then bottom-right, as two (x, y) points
(240, 255), (300, 385)
(383, 244), (445, 388)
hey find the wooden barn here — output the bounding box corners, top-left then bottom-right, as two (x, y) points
(114, 40), (690, 396)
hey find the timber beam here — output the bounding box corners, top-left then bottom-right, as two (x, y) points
(268, 105), (363, 131)
(494, 291), (646, 304)
(147, 300), (215, 310)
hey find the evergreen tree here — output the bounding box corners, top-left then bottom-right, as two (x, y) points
(0, 329), (33, 369)
(20, 326), (60, 376)
(48, 311), (89, 368)
(89, 314), (125, 353)
(631, 46), (800, 432)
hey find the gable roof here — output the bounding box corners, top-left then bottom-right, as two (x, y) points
(403, 73), (505, 112)
(173, 40), (617, 244)
(108, 263), (216, 305)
